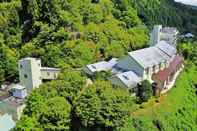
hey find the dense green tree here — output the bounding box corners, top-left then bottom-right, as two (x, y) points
(2, 0), (197, 130)
(38, 97), (71, 130)
(92, 71), (112, 81)
(129, 0), (197, 34)
(58, 70), (87, 103)
(15, 81), (72, 130)
(0, 44), (18, 82)
(15, 97), (71, 131)
(12, 115), (40, 131)
(137, 80), (153, 103)
(73, 81), (133, 130)
(178, 41), (197, 66)
(20, 42), (45, 58)
(0, 65), (5, 85)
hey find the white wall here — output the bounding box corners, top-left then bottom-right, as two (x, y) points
(41, 69), (60, 80)
(117, 56), (144, 77)
(19, 58), (42, 92)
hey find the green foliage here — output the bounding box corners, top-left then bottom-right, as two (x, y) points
(0, 0), (149, 84)
(13, 115), (39, 131)
(0, 43), (18, 82)
(92, 71), (112, 81)
(58, 70), (87, 103)
(0, 65), (5, 85)
(74, 81), (133, 130)
(178, 41), (197, 66)
(130, 0), (197, 34)
(0, 0), (21, 30)
(16, 84), (71, 130)
(14, 74), (134, 130)
(38, 97), (71, 130)
(137, 80), (153, 103)
(1, 0), (197, 130)
(132, 65), (197, 131)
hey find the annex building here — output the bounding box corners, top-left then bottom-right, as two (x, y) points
(0, 58), (60, 120)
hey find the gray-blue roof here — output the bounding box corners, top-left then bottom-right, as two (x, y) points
(129, 47), (169, 68)
(128, 41), (176, 68)
(115, 71), (142, 88)
(156, 41), (177, 57)
(86, 58), (118, 73)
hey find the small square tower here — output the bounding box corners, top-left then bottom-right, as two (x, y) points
(18, 58), (42, 92)
(150, 25), (162, 46)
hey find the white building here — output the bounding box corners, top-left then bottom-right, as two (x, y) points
(11, 85), (27, 99)
(116, 41), (176, 80)
(83, 58), (118, 75)
(184, 33), (194, 38)
(0, 96), (26, 120)
(109, 71), (142, 94)
(0, 57), (61, 121)
(41, 67), (60, 80)
(150, 25), (179, 46)
(85, 40), (180, 94)
(18, 58), (60, 92)
(19, 58), (42, 92)
(0, 84), (27, 120)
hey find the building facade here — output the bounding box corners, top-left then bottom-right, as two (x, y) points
(18, 58), (60, 92)
(150, 25), (179, 47)
(19, 58), (42, 93)
(84, 40), (183, 95)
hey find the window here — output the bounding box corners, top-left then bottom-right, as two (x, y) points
(146, 68), (149, 75)
(91, 65), (96, 69)
(153, 65), (156, 73)
(54, 74), (57, 78)
(123, 75), (129, 80)
(129, 88), (135, 94)
(159, 63), (162, 69)
(24, 74), (28, 78)
(20, 64), (23, 69)
(47, 72), (50, 76)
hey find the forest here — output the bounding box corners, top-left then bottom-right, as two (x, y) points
(0, 0), (196, 131)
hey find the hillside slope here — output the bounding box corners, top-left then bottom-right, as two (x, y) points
(129, 0), (197, 34)
(0, 0), (196, 131)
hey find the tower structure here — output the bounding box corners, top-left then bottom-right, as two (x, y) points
(18, 58), (42, 92)
(150, 25), (162, 46)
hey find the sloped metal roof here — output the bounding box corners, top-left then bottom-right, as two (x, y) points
(156, 41), (177, 57)
(128, 41), (176, 68)
(41, 67), (61, 71)
(115, 71), (142, 88)
(11, 84), (25, 90)
(86, 58), (118, 73)
(128, 47), (169, 68)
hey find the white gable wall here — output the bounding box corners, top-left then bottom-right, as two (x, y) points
(116, 56), (144, 77)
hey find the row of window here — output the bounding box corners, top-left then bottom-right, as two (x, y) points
(145, 62), (168, 75)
